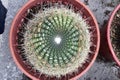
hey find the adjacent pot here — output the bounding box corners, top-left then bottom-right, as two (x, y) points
(100, 4), (120, 66)
(10, 0), (100, 80)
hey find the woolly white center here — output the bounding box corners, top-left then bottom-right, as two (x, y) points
(54, 36), (61, 44)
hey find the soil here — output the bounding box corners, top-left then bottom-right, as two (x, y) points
(111, 9), (120, 60)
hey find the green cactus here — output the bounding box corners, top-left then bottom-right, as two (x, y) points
(18, 5), (91, 78)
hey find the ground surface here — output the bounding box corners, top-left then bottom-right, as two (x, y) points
(0, 0), (120, 80)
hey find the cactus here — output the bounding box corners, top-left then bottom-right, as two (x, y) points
(18, 3), (91, 78)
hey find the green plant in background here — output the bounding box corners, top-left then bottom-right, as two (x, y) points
(19, 4), (91, 78)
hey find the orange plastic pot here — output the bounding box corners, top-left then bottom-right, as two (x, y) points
(9, 0), (100, 80)
(100, 4), (120, 66)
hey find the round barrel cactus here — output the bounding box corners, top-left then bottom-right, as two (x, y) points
(18, 4), (91, 78)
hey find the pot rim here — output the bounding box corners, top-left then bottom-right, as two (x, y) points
(9, 0), (100, 80)
(107, 4), (120, 66)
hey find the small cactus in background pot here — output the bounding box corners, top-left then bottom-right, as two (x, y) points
(100, 4), (120, 67)
(10, 0), (100, 80)
(111, 10), (120, 60)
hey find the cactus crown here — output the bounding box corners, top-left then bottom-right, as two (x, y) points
(31, 14), (80, 67)
(17, 2), (91, 78)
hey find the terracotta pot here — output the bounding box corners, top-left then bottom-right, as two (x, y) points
(9, 0), (100, 80)
(100, 4), (120, 66)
